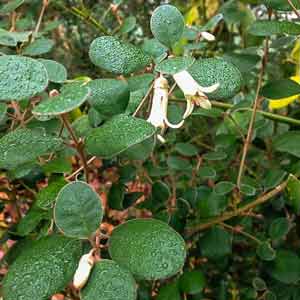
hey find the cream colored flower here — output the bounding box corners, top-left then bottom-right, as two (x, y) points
(200, 31), (216, 42)
(147, 75), (184, 131)
(173, 70), (219, 119)
(73, 249), (95, 289)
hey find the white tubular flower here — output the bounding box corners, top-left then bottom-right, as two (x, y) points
(147, 75), (184, 130)
(173, 70), (219, 119)
(73, 250), (95, 289)
(200, 31), (216, 42)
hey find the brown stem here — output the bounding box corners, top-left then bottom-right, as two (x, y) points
(133, 81), (154, 117)
(60, 114), (89, 182)
(34, 0), (50, 37)
(66, 156), (96, 180)
(287, 0), (300, 18)
(236, 36), (269, 188)
(186, 179), (288, 236)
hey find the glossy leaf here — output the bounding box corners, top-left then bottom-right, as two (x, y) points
(0, 55), (48, 101)
(89, 36), (151, 75)
(261, 79), (300, 99)
(273, 131), (300, 158)
(38, 59), (67, 83)
(86, 114), (156, 158)
(87, 79), (130, 118)
(2, 235), (82, 300)
(22, 38), (54, 56)
(33, 85), (90, 116)
(155, 57), (195, 75)
(188, 58), (242, 100)
(109, 218), (186, 280)
(150, 5), (185, 48)
(249, 20), (300, 36)
(179, 270), (206, 294)
(82, 260), (137, 300)
(268, 218), (290, 240)
(0, 128), (62, 170)
(54, 181), (103, 239)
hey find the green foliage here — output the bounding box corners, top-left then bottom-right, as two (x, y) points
(2, 236), (82, 300)
(54, 181), (103, 238)
(1, 1), (300, 299)
(108, 218), (186, 280)
(81, 260), (137, 300)
(0, 55), (48, 101)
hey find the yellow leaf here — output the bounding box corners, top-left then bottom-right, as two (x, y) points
(268, 76), (300, 109)
(185, 6), (199, 26)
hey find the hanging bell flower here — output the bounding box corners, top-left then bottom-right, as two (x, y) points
(147, 74), (184, 131)
(73, 249), (95, 289)
(172, 70), (219, 120)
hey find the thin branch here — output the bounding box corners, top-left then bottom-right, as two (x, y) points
(60, 114), (89, 182)
(133, 82), (154, 117)
(287, 0), (300, 18)
(236, 36), (269, 188)
(220, 222), (261, 244)
(186, 179), (288, 236)
(66, 156), (96, 180)
(34, 0), (50, 36)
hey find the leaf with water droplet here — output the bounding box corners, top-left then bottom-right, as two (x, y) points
(22, 38), (55, 56)
(2, 235), (82, 300)
(86, 114), (156, 159)
(87, 79), (130, 119)
(109, 218), (186, 280)
(33, 85), (90, 116)
(54, 181), (103, 239)
(0, 55), (48, 101)
(155, 57), (195, 75)
(81, 260), (137, 300)
(38, 59), (67, 83)
(89, 36), (151, 75)
(0, 128), (62, 170)
(188, 58), (242, 100)
(150, 5), (185, 48)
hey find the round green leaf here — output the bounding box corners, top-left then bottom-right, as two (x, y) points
(273, 131), (300, 158)
(0, 55), (48, 101)
(81, 260), (136, 300)
(249, 20), (300, 36)
(179, 270), (206, 294)
(54, 181), (103, 239)
(86, 114), (156, 158)
(2, 235), (82, 300)
(198, 166), (217, 179)
(174, 142), (198, 157)
(0, 29), (31, 46)
(89, 36), (151, 75)
(188, 58), (242, 100)
(33, 85), (90, 116)
(127, 74), (154, 92)
(87, 79), (130, 118)
(108, 218), (186, 280)
(157, 282), (181, 300)
(38, 59), (67, 83)
(269, 218), (290, 240)
(150, 5), (185, 48)
(214, 181), (236, 195)
(256, 242), (276, 261)
(0, 128), (62, 170)
(240, 183), (256, 196)
(155, 57), (195, 75)
(261, 79), (300, 99)
(22, 38), (55, 56)
(271, 250), (300, 284)
(200, 226), (232, 259)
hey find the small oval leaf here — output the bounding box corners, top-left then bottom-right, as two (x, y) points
(2, 235), (82, 300)
(87, 79), (130, 118)
(33, 85), (90, 116)
(86, 114), (156, 158)
(54, 181), (103, 239)
(0, 55), (48, 101)
(89, 36), (151, 75)
(155, 57), (195, 75)
(81, 260), (137, 300)
(150, 5), (185, 48)
(109, 218), (186, 280)
(38, 59), (67, 83)
(188, 58), (242, 100)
